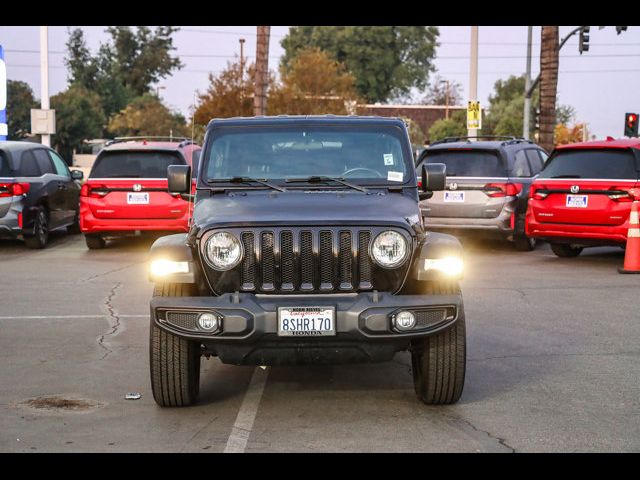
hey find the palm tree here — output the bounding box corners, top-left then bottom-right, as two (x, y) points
(539, 26), (559, 151)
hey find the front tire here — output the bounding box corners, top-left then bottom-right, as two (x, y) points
(411, 281), (466, 405)
(150, 283), (201, 407)
(24, 208), (49, 249)
(550, 243), (583, 258)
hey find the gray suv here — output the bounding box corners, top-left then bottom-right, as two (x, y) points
(416, 136), (548, 250)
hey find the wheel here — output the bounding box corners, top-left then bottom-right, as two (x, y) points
(24, 208), (49, 249)
(514, 234), (536, 251)
(85, 234), (106, 250)
(411, 281), (466, 405)
(550, 243), (583, 258)
(67, 209), (81, 234)
(150, 283), (201, 407)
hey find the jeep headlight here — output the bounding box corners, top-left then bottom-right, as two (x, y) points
(205, 232), (243, 270)
(371, 230), (408, 268)
(424, 256), (464, 277)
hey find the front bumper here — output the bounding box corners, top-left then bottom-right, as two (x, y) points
(151, 291), (463, 365)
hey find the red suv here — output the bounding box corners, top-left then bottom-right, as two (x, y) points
(526, 138), (640, 257)
(80, 137), (201, 249)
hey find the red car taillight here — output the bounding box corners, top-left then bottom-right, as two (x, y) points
(80, 184), (108, 198)
(607, 187), (635, 202)
(484, 183), (522, 197)
(530, 184), (549, 200)
(0, 182), (30, 197)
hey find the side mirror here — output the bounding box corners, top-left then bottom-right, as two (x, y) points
(421, 163), (446, 192)
(71, 170), (84, 181)
(168, 164), (191, 194)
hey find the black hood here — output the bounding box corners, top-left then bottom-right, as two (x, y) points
(192, 189), (422, 233)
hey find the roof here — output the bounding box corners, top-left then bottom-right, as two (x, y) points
(206, 115), (407, 129)
(0, 140), (48, 152)
(555, 138), (640, 150)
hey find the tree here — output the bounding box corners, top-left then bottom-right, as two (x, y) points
(50, 85), (105, 163)
(107, 94), (189, 138)
(403, 117), (426, 146)
(280, 26), (439, 103)
(555, 123), (585, 146)
(428, 110), (467, 143)
(193, 60), (259, 125)
(539, 26), (559, 152)
(269, 47), (361, 115)
(65, 26), (183, 121)
(6, 80), (38, 140)
(422, 75), (462, 107)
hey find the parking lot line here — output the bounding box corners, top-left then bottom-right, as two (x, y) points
(0, 314), (148, 320)
(223, 366), (270, 453)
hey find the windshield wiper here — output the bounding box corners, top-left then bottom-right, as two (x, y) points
(550, 174), (582, 178)
(207, 176), (286, 192)
(285, 175), (368, 193)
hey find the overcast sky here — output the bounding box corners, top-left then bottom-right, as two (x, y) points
(1, 25), (638, 139)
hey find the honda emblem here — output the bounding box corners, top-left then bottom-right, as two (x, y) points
(570, 185), (580, 194)
(133, 184), (142, 192)
(449, 183), (458, 191)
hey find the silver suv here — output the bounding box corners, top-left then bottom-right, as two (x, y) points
(416, 136), (548, 250)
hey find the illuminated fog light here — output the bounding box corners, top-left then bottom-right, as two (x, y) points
(393, 311), (416, 331)
(150, 259), (189, 277)
(424, 256), (464, 277)
(197, 313), (220, 332)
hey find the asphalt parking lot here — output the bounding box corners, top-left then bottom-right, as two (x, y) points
(0, 232), (638, 453)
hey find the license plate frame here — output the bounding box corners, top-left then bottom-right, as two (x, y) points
(127, 192), (149, 205)
(444, 191), (465, 203)
(277, 306), (336, 337)
(566, 194), (588, 208)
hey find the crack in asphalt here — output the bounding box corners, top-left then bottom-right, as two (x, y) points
(83, 262), (142, 282)
(97, 283), (122, 360)
(468, 350), (639, 363)
(442, 413), (516, 453)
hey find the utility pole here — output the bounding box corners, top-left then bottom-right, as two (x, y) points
(239, 38), (245, 78)
(254, 26), (270, 116)
(523, 26), (532, 139)
(441, 79), (450, 120)
(468, 26), (479, 137)
(40, 26), (50, 147)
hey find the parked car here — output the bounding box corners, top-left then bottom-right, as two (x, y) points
(0, 141), (83, 248)
(415, 136), (548, 250)
(80, 137), (202, 249)
(526, 137), (640, 257)
(147, 115), (467, 407)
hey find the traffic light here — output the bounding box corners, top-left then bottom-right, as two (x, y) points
(624, 113), (639, 138)
(579, 27), (590, 54)
(616, 26), (628, 35)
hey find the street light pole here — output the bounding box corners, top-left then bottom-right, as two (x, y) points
(468, 26), (479, 137)
(523, 26), (532, 139)
(40, 25), (50, 147)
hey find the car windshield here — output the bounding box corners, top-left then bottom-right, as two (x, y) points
(421, 149), (507, 177)
(538, 149), (638, 180)
(0, 151), (11, 176)
(204, 125), (410, 185)
(90, 151), (185, 179)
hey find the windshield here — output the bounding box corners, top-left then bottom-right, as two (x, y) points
(421, 149), (507, 177)
(90, 151), (185, 179)
(204, 125), (410, 184)
(538, 149), (638, 180)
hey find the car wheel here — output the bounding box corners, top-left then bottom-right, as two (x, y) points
(514, 234), (536, 251)
(150, 283), (201, 407)
(24, 208), (49, 249)
(410, 281), (466, 405)
(67, 209), (81, 234)
(85, 234), (106, 250)
(550, 243), (583, 258)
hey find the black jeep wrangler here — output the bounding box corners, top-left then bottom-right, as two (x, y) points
(148, 116), (466, 406)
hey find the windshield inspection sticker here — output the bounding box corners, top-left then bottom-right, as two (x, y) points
(387, 171), (403, 182)
(383, 153), (394, 166)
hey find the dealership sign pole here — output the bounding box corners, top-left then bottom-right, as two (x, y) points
(0, 45), (7, 141)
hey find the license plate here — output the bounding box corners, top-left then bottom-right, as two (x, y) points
(127, 192), (149, 204)
(566, 194), (588, 208)
(444, 191), (465, 202)
(277, 307), (335, 337)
